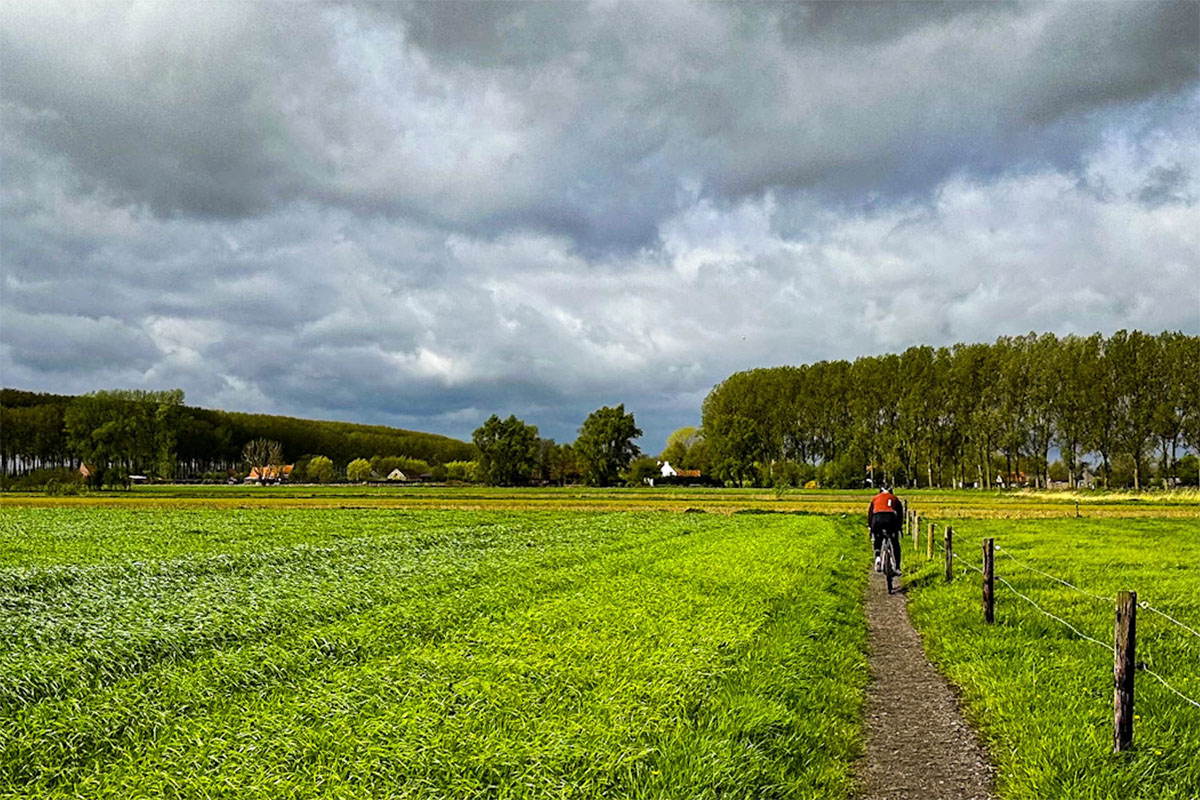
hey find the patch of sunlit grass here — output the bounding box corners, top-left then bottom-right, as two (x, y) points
(0, 509), (870, 798)
(904, 516), (1200, 799)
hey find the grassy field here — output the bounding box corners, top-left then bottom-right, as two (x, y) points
(903, 516), (1200, 799)
(1, 489), (1195, 798)
(0, 508), (870, 799)
(4, 484), (1199, 518)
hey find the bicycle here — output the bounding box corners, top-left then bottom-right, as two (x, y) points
(879, 534), (899, 594)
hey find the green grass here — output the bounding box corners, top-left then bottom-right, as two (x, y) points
(0, 509), (871, 798)
(904, 517), (1200, 799)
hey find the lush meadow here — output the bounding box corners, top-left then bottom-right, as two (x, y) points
(904, 516), (1200, 799)
(0, 508), (870, 799)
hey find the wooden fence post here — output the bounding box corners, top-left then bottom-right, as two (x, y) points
(913, 513), (920, 550)
(927, 522), (934, 560)
(944, 526), (953, 583)
(1114, 590), (1137, 753)
(983, 538), (994, 623)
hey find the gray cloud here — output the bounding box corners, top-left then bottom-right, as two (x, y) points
(1, 2), (1198, 450)
(3, 2), (1196, 243)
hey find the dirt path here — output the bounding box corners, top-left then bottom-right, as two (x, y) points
(857, 570), (995, 800)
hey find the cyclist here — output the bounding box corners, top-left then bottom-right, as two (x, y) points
(868, 485), (904, 573)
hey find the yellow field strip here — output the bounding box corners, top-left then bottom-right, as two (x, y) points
(2, 494), (1197, 518)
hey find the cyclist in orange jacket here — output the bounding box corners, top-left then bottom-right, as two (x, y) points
(868, 486), (904, 573)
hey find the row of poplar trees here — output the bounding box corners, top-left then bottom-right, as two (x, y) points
(701, 330), (1198, 490)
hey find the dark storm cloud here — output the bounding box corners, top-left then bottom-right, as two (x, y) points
(1, 2), (1198, 449)
(4, 2), (1197, 246)
(2, 311), (159, 373)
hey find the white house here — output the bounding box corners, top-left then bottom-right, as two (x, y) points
(387, 468), (416, 482)
(660, 461), (678, 478)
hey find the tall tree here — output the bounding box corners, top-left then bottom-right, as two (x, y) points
(472, 415), (539, 486)
(1104, 330), (1159, 490)
(1053, 334), (1100, 488)
(575, 404), (642, 487)
(1151, 331), (1191, 485)
(64, 389), (184, 479)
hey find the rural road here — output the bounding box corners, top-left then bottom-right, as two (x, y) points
(857, 568), (995, 800)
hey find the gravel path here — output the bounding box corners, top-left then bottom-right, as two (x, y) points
(857, 570), (995, 800)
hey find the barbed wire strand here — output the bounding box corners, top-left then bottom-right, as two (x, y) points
(925, 522), (1200, 713)
(992, 543), (1115, 606)
(1139, 665), (1200, 711)
(992, 574), (1115, 654)
(922, 514), (1200, 642)
(951, 550), (984, 575)
(1139, 602), (1200, 641)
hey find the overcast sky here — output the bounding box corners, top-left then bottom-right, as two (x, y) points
(2, 1), (1198, 451)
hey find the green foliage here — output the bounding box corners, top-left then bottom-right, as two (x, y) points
(0, 508), (869, 798)
(2, 388), (476, 479)
(473, 415), (540, 486)
(702, 331), (1197, 491)
(575, 404), (642, 486)
(0, 468), (82, 493)
(1048, 460), (1069, 482)
(370, 455), (431, 479)
(62, 389), (184, 481)
(444, 460), (479, 483)
(771, 460), (812, 498)
(818, 453), (863, 489)
(1177, 454), (1199, 486)
(346, 458), (372, 482)
(305, 455), (334, 483)
(620, 455), (660, 487)
(907, 517), (1200, 798)
(661, 426), (709, 474)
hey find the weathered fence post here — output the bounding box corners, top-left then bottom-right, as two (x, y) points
(983, 538), (994, 623)
(913, 513), (920, 550)
(944, 526), (953, 582)
(927, 522), (934, 560)
(1114, 590), (1137, 753)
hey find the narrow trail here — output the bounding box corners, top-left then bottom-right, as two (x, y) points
(857, 570), (995, 800)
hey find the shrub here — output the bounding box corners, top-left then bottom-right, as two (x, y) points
(346, 458), (372, 482)
(306, 456), (335, 483)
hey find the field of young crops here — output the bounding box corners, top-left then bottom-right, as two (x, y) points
(905, 516), (1200, 799)
(0, 508), (870, 798)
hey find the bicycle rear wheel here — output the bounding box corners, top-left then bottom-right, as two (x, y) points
(882, 539), (897, 594)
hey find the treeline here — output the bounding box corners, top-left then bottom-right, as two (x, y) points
(470, 405), (645, 487)
(702, 330), (1198, 490)
(0, 388), (476, 480)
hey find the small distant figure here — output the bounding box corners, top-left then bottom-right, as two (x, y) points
(868, 486), (904, 574)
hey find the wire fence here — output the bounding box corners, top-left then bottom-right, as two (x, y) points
(991, 573), (1114, 654)
(1139, 600), (1200, 640)
(993, 542), (1115, 606)
(912, 514), (1200, 715)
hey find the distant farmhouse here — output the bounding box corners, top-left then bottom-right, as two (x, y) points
(650, 461), (704, 487)
(246, 465), (293, 484)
